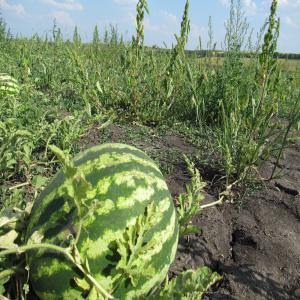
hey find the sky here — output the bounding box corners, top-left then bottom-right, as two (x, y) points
(0, 0), (299, 53)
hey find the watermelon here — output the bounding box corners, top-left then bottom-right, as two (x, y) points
(0, 73), (20, 96)
(26, 143), (179, 299)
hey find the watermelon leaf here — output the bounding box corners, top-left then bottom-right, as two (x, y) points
(0, 230), (18, 249)
(180, 224), (201, 236)
(147, 267), (221, 299)
(31, 175), (48, 189)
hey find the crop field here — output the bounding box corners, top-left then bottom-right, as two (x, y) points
(0, 0), (300, 299)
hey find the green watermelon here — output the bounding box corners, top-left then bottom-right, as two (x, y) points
(0, 73), (20, 96)
(26, 143), (179, 299)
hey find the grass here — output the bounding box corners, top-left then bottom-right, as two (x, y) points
(0, 0), (300, 298)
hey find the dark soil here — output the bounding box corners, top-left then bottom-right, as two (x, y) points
(78, 123), (300, 300)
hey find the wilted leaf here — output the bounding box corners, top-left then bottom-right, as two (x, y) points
(0, 276), (11, 296)
(0, 230), (18, 249)
(48, 144), (67, 164)
(28, 231), (44, 244)
(74, 277), (91, 292)
(25, 202), (33, 215)
(0, 208), (25, 228)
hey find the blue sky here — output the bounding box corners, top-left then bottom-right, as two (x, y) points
(0, 0), (299, 52)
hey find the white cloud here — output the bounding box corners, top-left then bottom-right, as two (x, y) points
(144, 11), (179, 34)
(144, 19), (160, 33)
(279, 0), (289, 6)
(113, 0), (137, 6)
(275, 0), (300, 8)
(50, 10), (74, 26)
(159, 11), (178, 25)
(42, 0), (83, 11)
(112, 0), (138, 22)
(220, 0), (230, 7)
(261, 0), (300, 25)
(0, 0), (25, 15)
(220, 0), (257, 13)
(243, 0), (257, 13)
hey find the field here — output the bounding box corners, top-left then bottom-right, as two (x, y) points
(1, 0), (300, 299)
(197, 57), (300, 84)
(278, 59), (300, 84)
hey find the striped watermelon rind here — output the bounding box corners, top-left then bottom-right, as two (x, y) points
(26, 143), (179, 299)
(0, 73), (20, 96)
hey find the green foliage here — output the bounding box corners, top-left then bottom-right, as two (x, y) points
(177, 156), (206, 236)
(0, 14), (8, 43)
(73, 25), (81, 46)
(133, 0), (149, 57)
(92, 25), (100, 46)
(164, 0), (190, 111)
(216, 0), (285, 181)
(183, 0), (300, 182)
(147, 267), (221, 299)
(0, 119), (33, 179)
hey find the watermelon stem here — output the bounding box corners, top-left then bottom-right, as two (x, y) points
(200, 178), (240, 209)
